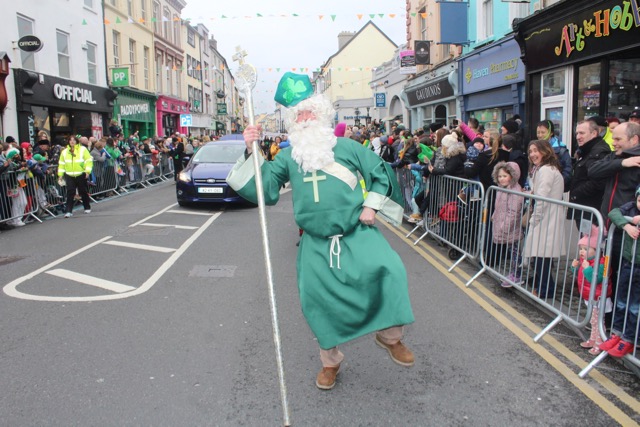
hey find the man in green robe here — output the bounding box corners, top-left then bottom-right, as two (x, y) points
(227, 73), (414, 390)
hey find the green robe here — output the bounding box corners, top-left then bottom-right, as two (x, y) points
(227, 137), (414, 349)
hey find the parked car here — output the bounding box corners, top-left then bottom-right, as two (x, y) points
(175, 139), (250, 206)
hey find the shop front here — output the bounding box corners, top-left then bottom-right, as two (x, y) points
(113, 87), (156, 139)
(13, 69), (117, 143)
(459, 36), (525, 131)
(156, 95), (189, 137)
(402, 62), (458, 131)
(514, 0), (640, 150)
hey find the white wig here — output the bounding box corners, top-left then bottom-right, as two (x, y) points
(284, 94), (335, 130)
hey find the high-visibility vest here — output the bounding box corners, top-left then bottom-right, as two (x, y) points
(58, 145), (93, 177)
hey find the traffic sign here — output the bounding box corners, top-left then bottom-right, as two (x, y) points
(180, 114), (192, 127)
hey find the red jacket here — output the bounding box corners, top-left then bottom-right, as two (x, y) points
(576, 256), (611, 301)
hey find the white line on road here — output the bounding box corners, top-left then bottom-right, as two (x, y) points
(45, 269), (136, 293)
(129, 203), (177, 227)
(139, 223), (198, 230)
(102, 240), (176, 253)
(165, 209), (215, 216)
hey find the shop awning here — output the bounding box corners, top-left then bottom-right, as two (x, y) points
(381, 115), (401, 121)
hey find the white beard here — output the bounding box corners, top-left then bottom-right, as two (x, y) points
(289, 120), (337, 174)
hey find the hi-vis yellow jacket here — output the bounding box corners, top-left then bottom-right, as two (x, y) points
(57, 145), (93, 177)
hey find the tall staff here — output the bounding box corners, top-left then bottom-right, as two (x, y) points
(232, 46), (292, 427)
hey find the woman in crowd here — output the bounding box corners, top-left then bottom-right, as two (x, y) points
(523, 139), (565, 299)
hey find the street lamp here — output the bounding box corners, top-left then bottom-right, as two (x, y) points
(275, 108), (282, 133)
(354, 108), (360, 127)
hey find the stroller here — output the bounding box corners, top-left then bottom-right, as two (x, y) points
(438, 187), (483, 260)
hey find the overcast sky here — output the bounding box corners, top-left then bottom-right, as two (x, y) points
(181, 0), (407, 115)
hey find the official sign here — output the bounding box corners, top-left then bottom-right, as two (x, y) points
(217, 103), (227, 115)
(180, 114), (192, 127)
(375, 93), (386, 107)
(17, 35), (43, 53)
(111, 68), (130, 87)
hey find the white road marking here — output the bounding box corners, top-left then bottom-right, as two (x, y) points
(3, 211), (223, 302)
(129, 203), (177, 227)
(139, 223), (198, 230)
(102, 240), (176, 253)
(45, 269), (135, 293)
(166, 209), (214, 216)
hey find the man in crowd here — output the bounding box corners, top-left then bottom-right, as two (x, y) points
(629, 110), (640, 125)
(227, 72), (415, 391)
(568, 120), (611, 229)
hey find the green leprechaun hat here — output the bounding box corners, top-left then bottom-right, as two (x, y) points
(273, 72), (314, 108)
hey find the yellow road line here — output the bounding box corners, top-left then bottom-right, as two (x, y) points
(383, 221), (640, 425)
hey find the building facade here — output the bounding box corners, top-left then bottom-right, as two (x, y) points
(514, 0), (640, 150)
(104, 0), (157, 138)
(1, 0), (114, 143)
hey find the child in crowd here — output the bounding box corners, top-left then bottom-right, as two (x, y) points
(571, 225), (610, 355)
(490, 161), (523, 288)
(602, 186), (640, 357)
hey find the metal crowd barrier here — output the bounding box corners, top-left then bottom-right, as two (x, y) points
(158, 153), (174, 181)
(464, 185), (605, 343)
(580, 222), (640, 378)
(87, 159), (119, 200)
(403, 173), (485, 272)
(0, 169), (42, 225)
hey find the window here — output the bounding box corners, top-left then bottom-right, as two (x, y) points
(186, 54), (192, 77)
(84, 0), (94, 7)
(113, 30), (120, 66)
(608, 59), (640, 121)
(153, 2), (160, 34)
(156, 54), (162, 92)
(17, 15), (35, 70)
(204, 61), (209, 83)
(576, 63), (601, 120)
(163, 7), (170, 40)
(108, 0), (116, 5)
(127, 0), (133, 17)
(166, 57), (172, 94)
(187, 29), (195, 47)
(143, 47), (149, 90)
(173, 15), (180, 45)
(419, 8), (427, 41)
(56, 30), (70, 78)
(480, 0), (493, 39)
(140, 0), (147, 22)
(188, 85), (194, 111)
(87, 42), (97, 84)
(129, 39), (137, 86)
(175, 62), (181, 97)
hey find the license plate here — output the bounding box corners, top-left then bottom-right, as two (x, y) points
(198, 187), (223, 194)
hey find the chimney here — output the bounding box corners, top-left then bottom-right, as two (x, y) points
(338, 31), (356, 50)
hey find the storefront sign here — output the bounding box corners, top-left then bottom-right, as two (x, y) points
(53, 83), (96, 105)
(399, 50), (417, 75)
(405, 77), (454, 107)
(217, 103), (227, 115)
(17, 35), (43, 53)
(375, 93), (386, 107)
(518, 0), (640, 72)
(111, 68), (130, 87)
(91, 112), (103, 139)
(461, 38), (525, 94)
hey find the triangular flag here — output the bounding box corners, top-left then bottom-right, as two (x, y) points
(173, 16), (180, 21)
(389, 14), (396, 18)
(292, 68), (296, 71)
(378, 14), (384, 18)
(138, 18), (145, 23)
(221, 15), (227, 19)
(257, 13), (263, 17)
(104, 18), (111, 25)
(330, 15), (337, 21)
(82, 19), (88, 25)
(276, 68), (280, 72)
(268, 68), (272, 72)
(369, 14), (376, 19)
(151, 17), (157, 22)
(357, 14), (363, 20)
(420, 13), (427, 18)
(196, 65), (201, 70)
(173, 65), (177, 70)
(292, 13), (299, 17)
(116, 16), (122, 23)
(318, 15), (324, 20)
(162, 16), (169, 22)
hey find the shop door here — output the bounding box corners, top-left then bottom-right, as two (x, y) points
(540, 67), (573, 151)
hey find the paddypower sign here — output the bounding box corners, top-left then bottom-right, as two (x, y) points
(111, 67), (130, 87)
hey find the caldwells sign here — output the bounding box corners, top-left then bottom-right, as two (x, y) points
(17, 35), (43, 53)
(405, 77), (454, 107)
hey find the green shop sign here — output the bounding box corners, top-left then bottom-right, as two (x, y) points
(116, 94), (155, 122)
(217, 103), (227, 115)
(111, 68), (130, 87)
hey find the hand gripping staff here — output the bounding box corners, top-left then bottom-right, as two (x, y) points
(233, 47), (292, 426)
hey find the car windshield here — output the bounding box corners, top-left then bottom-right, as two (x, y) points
(192, 144), (245, 164)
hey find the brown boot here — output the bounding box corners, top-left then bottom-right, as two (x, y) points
(315, 364), (340, 390)
(375, 334), (415, 367)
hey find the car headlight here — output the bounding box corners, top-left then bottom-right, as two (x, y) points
(178, 171), (191, 182)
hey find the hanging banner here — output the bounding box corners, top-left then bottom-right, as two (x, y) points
(217, 103), (227, 115)
(438, 1), (469, 45)
(399, 50), (417, 75)
(415, 40), (431, 65)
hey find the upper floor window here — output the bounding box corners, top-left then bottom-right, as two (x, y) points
(17, 15), (36, 70)
(188, 30), (195, 47)
(173, 15), (180, 45)
(163, 7), (170, 40)
(127, 0), (133, 17)
(56, 30), (70, 78)
(113, 30), (120, 66)
(153, 2), (160, 34)
(480, 0), (493, 40)
(84, 0), (94, 8)
(129, 39), (137, 86)
(140, 0), (147, 22)
(87, 42), (97, 84)
(143, 47), (150, 90)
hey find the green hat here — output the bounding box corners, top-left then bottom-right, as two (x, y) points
(33, 154), (46, 162)
(6, 148), (20, 160)
(274, 72), (314, 108)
